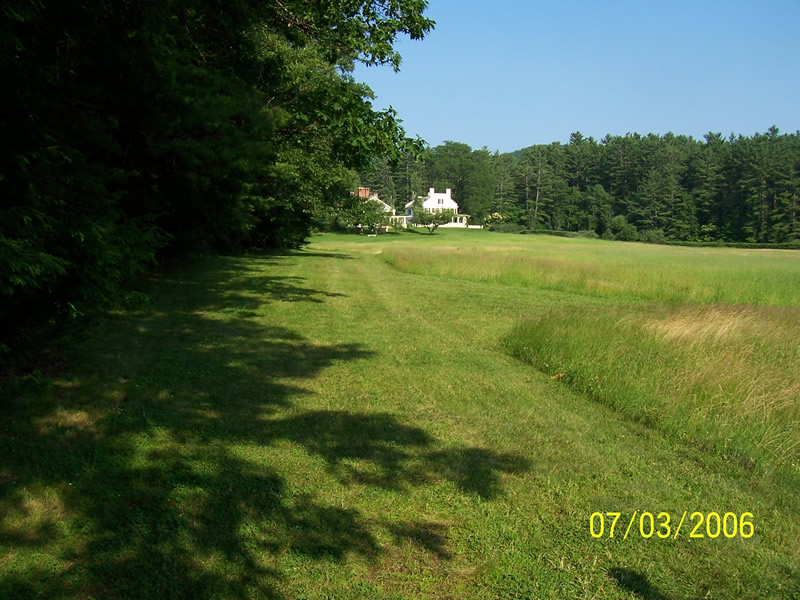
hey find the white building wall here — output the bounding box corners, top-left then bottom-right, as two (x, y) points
(403, 187), (479, 227)
(421, 188), (459, 212)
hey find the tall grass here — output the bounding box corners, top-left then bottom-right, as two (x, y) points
(503, 305), (800, 476)
(379, 235), (800, 473)
(381, 243), (800, 305)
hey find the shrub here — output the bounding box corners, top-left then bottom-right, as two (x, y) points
(609, 216), (639, 241)
(639, 229), (667, 244)
(486, 223), (526, 234)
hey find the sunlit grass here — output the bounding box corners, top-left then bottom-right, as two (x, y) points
(363, 230), (800, 473)
(375, 231), (800, 305)
(3, 233), (800, 598)
(504, 304), (800, 476)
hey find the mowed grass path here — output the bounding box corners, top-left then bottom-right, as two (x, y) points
(2, 231), (799, 598)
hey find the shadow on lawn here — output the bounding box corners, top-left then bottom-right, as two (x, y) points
(608, 568), (670, 600)
(0, 254), (529, 599)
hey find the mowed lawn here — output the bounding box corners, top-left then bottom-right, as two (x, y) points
(2, 230), (799, 599)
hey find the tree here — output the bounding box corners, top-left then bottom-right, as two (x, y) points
(609, 215), (639, 241)
(603, 134), (640, 213)
(411, 199), (454, 234)
(360, 199), (392, 234)
(463, 147), (496, 220)
(632, 169), (668, 231)
(694, 133), (727, 235)
(492, 151), (516, 215)
(565, 132), (599, 191)
(425, 141), (472, 209)
(424, 142), (495, 221)
(0, 0), (435, 359)
(517, 147), (556, 229)
(360, 157), (398, 208)
(426, 142), (470, 192)
(585, 184), (613, 234)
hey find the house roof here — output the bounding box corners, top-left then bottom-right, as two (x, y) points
(370, 197), (394, 212)
(405, 188), (461, 211)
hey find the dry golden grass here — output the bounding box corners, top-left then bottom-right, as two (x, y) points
(644, 305), (793, 343)
(647, 307), (800, 467)
(508, 303), (800, 473)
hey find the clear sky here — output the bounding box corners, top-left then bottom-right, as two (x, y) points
(353, 0), (800, 153)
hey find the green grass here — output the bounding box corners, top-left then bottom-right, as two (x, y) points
(376, 230), (800, 305)
(2, 230), (799, 598)
(504, 305), (800, 475)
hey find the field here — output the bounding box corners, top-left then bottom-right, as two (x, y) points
(2, 229), (799, 599)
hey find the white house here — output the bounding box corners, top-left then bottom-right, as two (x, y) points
(403, 188), (470, 227)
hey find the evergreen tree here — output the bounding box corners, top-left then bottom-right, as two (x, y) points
(492, 152), (516, 216)
(463, 147), (495, 220)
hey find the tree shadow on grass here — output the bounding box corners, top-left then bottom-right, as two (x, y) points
(152, 255), (347, 314)
(0, 253), (530, 598)
(386, 520), (451, 559)
(608, 568), (670, 600)
(282, 249), (355, 260)
(256, 411), (529, 499)
(404, 227), (433, 235)
(423, 447), (530, 500)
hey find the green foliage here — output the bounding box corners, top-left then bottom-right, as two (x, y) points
(335, 197), (391, 234)
(361, 199), (392, 234)
(4, 234), (800, 597)
(0, 0), (433, 360)
(639, 229), (667, 244)
(486, 223), (526, 234)
(504, 304), (800, 474)
(411, 199), (454, 234)
(609, 215), (639, 241)
(371, 129), (800, 247)
(408, 141), (494, 220)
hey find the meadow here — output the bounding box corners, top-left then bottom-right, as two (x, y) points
(2, 229), (799, 598)
(380, 233), (800, 476)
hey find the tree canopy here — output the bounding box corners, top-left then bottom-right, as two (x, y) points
(410, 199), (454, 234)
(0, 0), (433, 355)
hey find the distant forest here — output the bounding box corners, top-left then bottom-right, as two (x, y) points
(360, 128), (800, 243)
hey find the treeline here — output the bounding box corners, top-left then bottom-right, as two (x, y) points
(0, 0), (432, 356)
(360, 129), (800, 243)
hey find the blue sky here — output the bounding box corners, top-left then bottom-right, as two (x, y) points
(353, 0), (800, 153)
